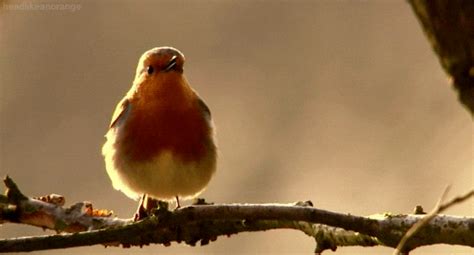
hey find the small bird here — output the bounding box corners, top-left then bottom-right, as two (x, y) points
(102, 47), (217, 218)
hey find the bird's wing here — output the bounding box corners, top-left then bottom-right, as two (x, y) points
(197, 97), (211, 121)
(109, 98), (131, 128)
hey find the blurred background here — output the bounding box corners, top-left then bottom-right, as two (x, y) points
(0, 0), (472, 254)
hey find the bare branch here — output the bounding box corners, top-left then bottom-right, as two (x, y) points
(0, 176), (473, 253)
(0, 176), (130, 233)
(394, 186), (474, 254)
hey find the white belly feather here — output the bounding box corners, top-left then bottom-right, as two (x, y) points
(102, 127), (216, 201)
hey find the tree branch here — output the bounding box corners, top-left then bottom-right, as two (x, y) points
(0, 176), (473, 253)
(394, 185), (474, 254)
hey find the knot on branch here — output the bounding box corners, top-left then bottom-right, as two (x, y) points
(4, 176), (28, 204)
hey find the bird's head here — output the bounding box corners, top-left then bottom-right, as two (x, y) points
(134, 46), (185, 82)
(128, 47), (193, 105)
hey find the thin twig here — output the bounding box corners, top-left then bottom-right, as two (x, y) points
(393, 186), (474, 254)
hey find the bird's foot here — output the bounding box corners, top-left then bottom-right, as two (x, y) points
(293, 200), (314, 207)
(133, 194), (165, 221)
(174, 196), (181, 210)
(133, 203), (147, 221)
(192, 197), (214, 205)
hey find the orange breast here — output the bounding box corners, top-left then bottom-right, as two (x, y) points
(119, 76), (212, 163)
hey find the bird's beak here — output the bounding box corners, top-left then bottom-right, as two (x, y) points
(164, 56), (177, 72)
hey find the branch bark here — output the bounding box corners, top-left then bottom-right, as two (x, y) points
(1, 176), (473, 253)
(408, 0), (474, 116)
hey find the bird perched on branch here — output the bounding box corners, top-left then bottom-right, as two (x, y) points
(102, 47), (217, 219)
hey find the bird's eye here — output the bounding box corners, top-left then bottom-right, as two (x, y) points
(147, 66), (154, 75)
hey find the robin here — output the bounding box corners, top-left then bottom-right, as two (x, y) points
(102, 47), (217, 219)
